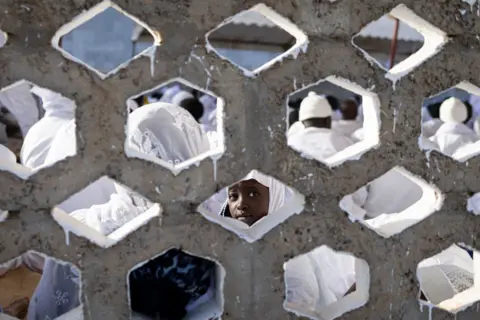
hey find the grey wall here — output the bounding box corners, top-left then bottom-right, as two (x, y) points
(1, 0), (480, 319)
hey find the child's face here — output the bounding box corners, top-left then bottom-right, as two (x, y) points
(227, 179), (269, 226)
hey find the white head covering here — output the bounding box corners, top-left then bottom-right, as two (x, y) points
(126, 102), (210, 164)
(244, 170), (288, 213)
(20, 86), (76, 169)
(299, 92), (332, 122)
(439, 97), (468, 124)
(171, 90), (194, 106)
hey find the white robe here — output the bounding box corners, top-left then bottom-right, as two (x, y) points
(288, 127), (354, 161)
(332, 120), (362, 138)
(287, 121), (304, 138)
(429, 123), (479, 156)
(421, 118), (443, 138)
(20, 87), (76, 170)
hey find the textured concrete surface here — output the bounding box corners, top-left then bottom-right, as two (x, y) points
(1, 0), (480, 319)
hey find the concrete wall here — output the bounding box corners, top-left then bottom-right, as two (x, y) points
(0, 0), (480, 319)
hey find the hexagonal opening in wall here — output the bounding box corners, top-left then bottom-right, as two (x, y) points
(286, 76), (380, 167)
(417, 243), (480, 314)
(205, 3), (308, 76)
(51, 0), (161, 79)
(51, 176), (162, 248)
(127, 248), (225, 320)
(339, 166), (443, 238)
(197, 170), (305, 243)
(419, 81), (480, 162)
(352, 4), (447, 82)
(125, 78), (225, 175)
(283, 245), (370, 320)
(0, 251), (83, 320)
(0, 80), (77, 179)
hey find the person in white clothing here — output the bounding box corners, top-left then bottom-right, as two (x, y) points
(421, 106), (443, 139)
(429, 97), (479, 156)
(332, 98), (362, 138)
(287, 92), (354, 161)
(20, 86), (76, 170)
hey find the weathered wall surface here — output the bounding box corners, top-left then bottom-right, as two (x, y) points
(1, 0), (480, 319)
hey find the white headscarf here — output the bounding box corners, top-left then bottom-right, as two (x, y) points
(20, 86), (76, 169)
(220, 170), (290, 218)
(126, 102), (210, 164)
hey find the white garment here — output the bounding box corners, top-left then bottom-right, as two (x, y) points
(171, 90), (194, 106)
(421, 119), (443, 138)
(473, 116), (480, 136)
(126, 102), (210, 164)
(0, 144), (32, 179)
(429, 123), (479, 156)
(60, 177), (150, 236)
(468, 95), (480, 128)
(159, 85), (181, 104)
(285, 246), (356, 311)
(356, 104), (364, 122)
(0, 81), (39, 137)
(20, 86), (76, 169)
(287, 121), (304, 138)
(417, 244), (474, 305)
(332, 120), (362, 137)
(421, 106), (433, 122)
(242, 170), (289, 214)
(288, 127), (354, 161)
(467, 193), (480, 215)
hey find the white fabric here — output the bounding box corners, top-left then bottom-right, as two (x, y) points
(332, 120), (362, 137)
(417, 245), (474, 305)
(126, 102), (210, 164)
(199, 94), (217, 133)
(0, 251), (45, 277)
(171, 90), (194, 106)
(288, 127), (354, 161)
(0, 144), (32, 178)
(159, 85), (181, 104)
(70, 193), (142, 236)
(439, 97), (468, 123)
(473, 116), (480, 136)
(287, 121), (304, 138)
(351, 128), (364, 141)
(299, 92), (332, 121)
(356, 104), (364, 122)
(61, 177), (150, 236)
(421, 118), (443, 138)
(0, 31), (6, 48)
(467, 193), (480, 215)
(0, 81), (39, 137)
(20, 86), (76, 169)
(467, 95), (480, 128)
(241, 170), (289, 214)
(429, 123), (479, 156)
(284, 246), (356, 311)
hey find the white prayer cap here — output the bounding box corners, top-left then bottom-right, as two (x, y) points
(299, 92), (332, 122)
(439, 97), (468, 124)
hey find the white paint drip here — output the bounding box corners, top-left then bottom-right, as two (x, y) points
(142, 45), (157, 77)
(428, 305), (433, 320)
(188, 49), (212, 90)
(212, 157), (218, 181)
(392, 108), (398, 133)
(64, 227), (71, 246)
(462, 0), (477, 11)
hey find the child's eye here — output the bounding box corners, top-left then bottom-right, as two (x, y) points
(249, 192), (258, 197)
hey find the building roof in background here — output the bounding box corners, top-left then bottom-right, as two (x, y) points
(357, 15), (424, 42)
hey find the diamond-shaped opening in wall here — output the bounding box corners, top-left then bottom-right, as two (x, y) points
(205, 3), (308, 76)
(419, 81), (480, 162)
(127, 248), (225, 320)
(51, 0), (161, 79)
(0, 30), (7, 48)
(51, 176), (162, 248)
(0, 251), (83, 320)
(339, 166), (443, 238)
(352, 4), (447, 82)
(417, 243), (480, 315)
(286, 76), (381, 167)
(125, 78), (225, 175)
(0, 80), (77, 180)
(197, 170), (305, 243)
(283, 245), (370, 320)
